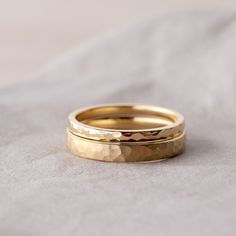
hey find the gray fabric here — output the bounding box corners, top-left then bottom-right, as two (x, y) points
(1, 11), (236, 236)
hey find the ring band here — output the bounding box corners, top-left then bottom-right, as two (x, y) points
(67, 104), (186, 162)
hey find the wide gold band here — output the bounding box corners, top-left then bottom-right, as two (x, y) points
(67, 104), (185, 162)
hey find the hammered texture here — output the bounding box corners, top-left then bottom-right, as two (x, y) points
(67, 131), (185, 162)
(69, 122), (184, 142)
(68, 105), (185, 142)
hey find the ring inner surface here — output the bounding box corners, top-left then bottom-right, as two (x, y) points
(76, 106), (176, 130)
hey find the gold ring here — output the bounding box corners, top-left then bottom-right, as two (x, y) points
(67, 104), (186, 162)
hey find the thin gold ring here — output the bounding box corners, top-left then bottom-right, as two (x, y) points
(67, 104), (186, 162)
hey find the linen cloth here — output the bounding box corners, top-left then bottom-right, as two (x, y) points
(1, 11), (236, 236)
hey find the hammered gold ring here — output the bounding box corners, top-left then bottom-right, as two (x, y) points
(67, 104), (186, 162)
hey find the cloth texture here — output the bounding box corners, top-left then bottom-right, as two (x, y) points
(1, 11), (236, 236)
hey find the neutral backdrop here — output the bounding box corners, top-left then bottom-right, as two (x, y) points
(1, 10), (236, 236)
(1, 0), (236, 88)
